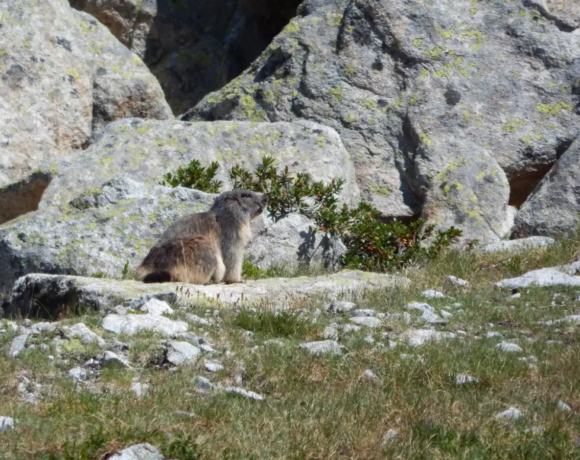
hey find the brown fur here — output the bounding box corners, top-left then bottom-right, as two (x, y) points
(135, 190), (267, 285)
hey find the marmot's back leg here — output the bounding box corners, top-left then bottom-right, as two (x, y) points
(172, 235), (219, 284)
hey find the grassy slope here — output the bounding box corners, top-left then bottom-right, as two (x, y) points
(1, 234), (580, 459)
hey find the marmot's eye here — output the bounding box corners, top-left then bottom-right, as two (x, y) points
(241, 192), (251, 198)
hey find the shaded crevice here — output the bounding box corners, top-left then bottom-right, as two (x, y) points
(523, 0), (577, 33)
(508, 138), (575, 207)
(0, 173), (52, 225)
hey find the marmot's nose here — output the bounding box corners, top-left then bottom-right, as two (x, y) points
(262, 194), (269, 203)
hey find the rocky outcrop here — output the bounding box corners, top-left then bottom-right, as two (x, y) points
(0, 118), (358, 222)
(0, 0), (172, 189)
(4, 271), (410, 318)
(0, 177), (346, 293)
(70, 0), (303, 114)
(182, 0), (580, 241)
(515, 138), (580, 236)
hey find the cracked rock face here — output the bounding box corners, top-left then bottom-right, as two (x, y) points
(515, 138), (580, 236)
(0, 0), (171, 192)
(183, 0), (580, 241)
(70, 0), (303, 114)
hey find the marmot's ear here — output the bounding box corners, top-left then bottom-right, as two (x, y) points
(228, 194), (242, 205)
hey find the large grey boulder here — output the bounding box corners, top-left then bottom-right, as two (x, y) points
(5, 271), (409, 319)
(184, 0), (580, 241)
(102, 314), (188, 336)
(69, 0), (302, 114)
(0, 0), (171, 194)
(5, 118), (358, 218)
(0, 176), (347, 293)
(515, 138), (580, 236)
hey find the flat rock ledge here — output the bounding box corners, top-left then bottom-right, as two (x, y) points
(4, 271), (409, 319)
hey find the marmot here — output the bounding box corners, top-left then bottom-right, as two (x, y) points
(135, 190), (268, 284)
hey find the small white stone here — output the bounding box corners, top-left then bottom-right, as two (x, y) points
(445, 276), (470, 287)
(69, 367), (87, 381)
(107, 443), (164, 460)
(299, 340), (342, 355)
(323, 326), (339, 340)
(9, 334), (29, 358)
(401, 329), (456, 347)
(381, 429), (398, 445)
(485, 331), (503, 338)
(132, 382), (150, 399)
(324, 300), (356, 313)
(496, 342), (523, 353)
(494, 407), (523, 420)
(0, 416), (15, 433)
(204, 362), (224, 373)
(139, 298), (174, 316)
(165, 341), (201, 366)
(362, 369), (378, 380)
(421, 290), (445, 299)
(453, 303), (462, 307)
(440, 310), (453, 319)
(342, 324), (362, 333)
(455, 374), (479, 385)
(194, 376), (214, 390)
(406, 302), (447, 325)
(224, 387), (264, 401)
(102, 351), (132, 368)
(186, 314), (213, 326)
(364, 335), (375, 344)
(352, 309), (376, 317)
(511, 292), (522, 299)
(557, 400), (572, 412)
(263, 339), (285, 347)
(349, 317), (382, 328)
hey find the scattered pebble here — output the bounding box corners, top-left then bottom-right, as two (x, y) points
(263, 339), (285, 347)
(362, 369), (378, 380)
(485, 331), (503, 339)
(139, 298), (174, 316)
(406, 303), (447, 325)
(9, 334), (29, 358)
(400, 329), (456, 347)
(0, 416), (15, 433)
(186, 314), (214, 326)
(511, 292), (522, 299)
(61, 323), (105, 347)
(496, 342), (523, 353)
(103, 351), (132, 369)
(557, 400), (572, 412)
(165, 341), (201, 366)
(299, 340), (342, 355)
(342, 324), (362, 333)
(194, 376), (214, 390)
(108, 443), (164, 460)
(445, 276), (470, 288)
(224, 387), (265, 401)
(352, 309), (376, 317)
(349, 317), (382, 328)
(323, 326), (338, 340)
(440, 309), (453, 319)
(204, 362), (224, 373)
(494, 407), (523, 420)
(69, 367), (87, 381)
(132, 382), (150, 399)
(381, 429), (399, 446)
(421, 290), (445, 299)
(455, 374), (479, 385)
(324, 300), (356, 314)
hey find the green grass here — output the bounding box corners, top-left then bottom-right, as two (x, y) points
(1, 232), (580, 458)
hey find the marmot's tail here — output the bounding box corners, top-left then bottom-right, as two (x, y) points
(143, 271), (172, 283)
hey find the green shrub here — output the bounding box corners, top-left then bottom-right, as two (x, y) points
(163, 157), (462, 271)
(230, 156), (343, 220)
(161, 159), (222, 193)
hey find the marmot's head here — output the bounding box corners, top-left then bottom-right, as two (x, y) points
(212, 190), (268, 220)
